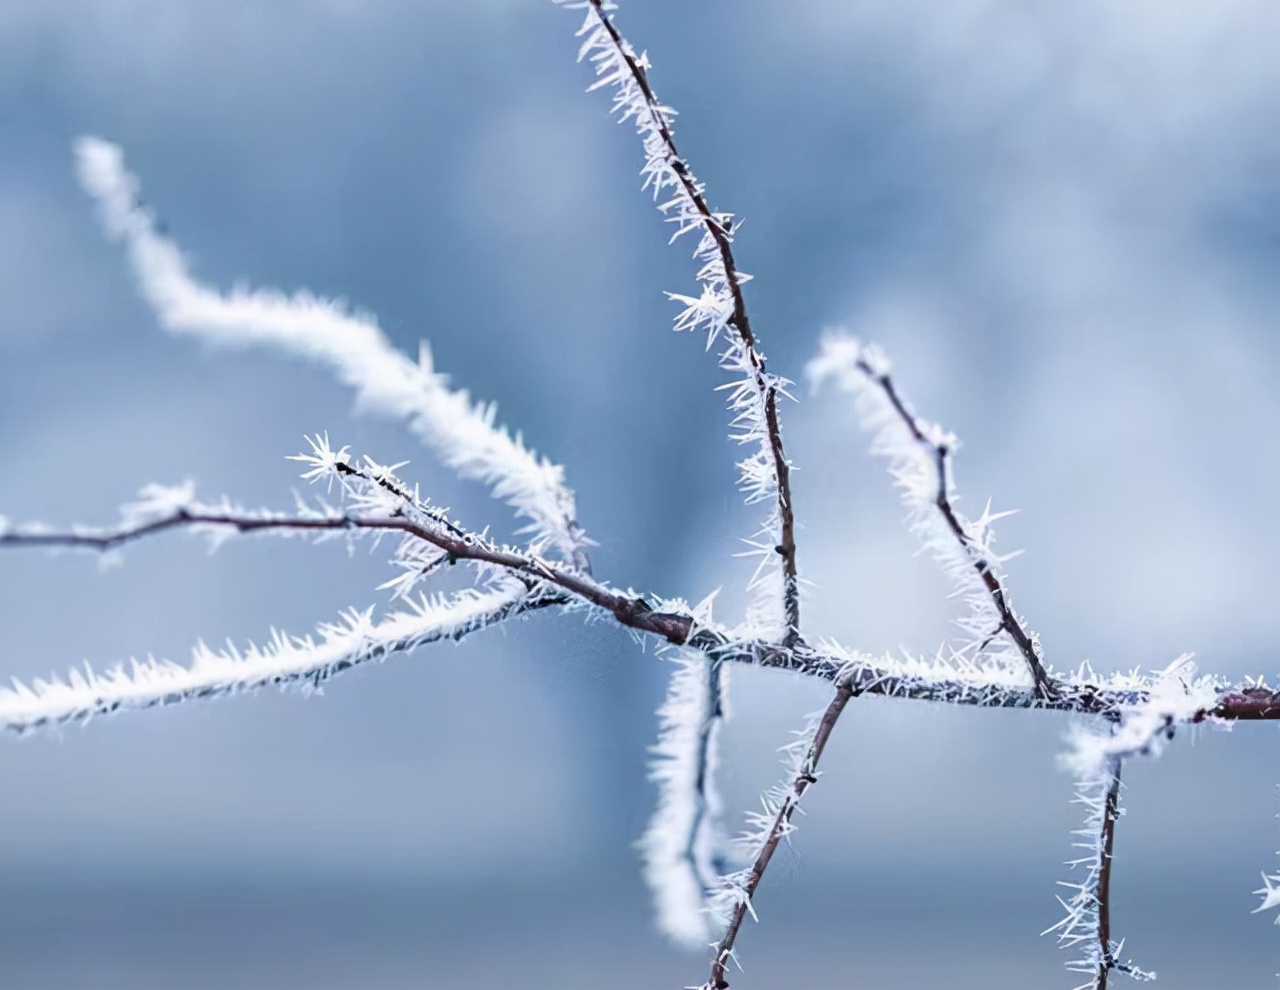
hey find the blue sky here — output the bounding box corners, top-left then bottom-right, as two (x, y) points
(1, 1), (1277, 986)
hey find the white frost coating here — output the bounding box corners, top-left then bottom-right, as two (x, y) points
(705, 704), (826, 933)
(1059, 654), (1218, 780)
(562, 2), (790, 637)
(1044, 656), (1213, 986)
(808, 333), (1033, 675)
(0, 581), (528, 733)
(73, 137), (586, 565)
(1045, 764), (1156, 988)
(639, 647), (728, 947)
(1254, 872), (1280, 923)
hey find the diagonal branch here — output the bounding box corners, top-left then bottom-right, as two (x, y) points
(871, 365), (1052, 696)
(565, 0), (799, 641)
(808, 336), (1054, 699)
(74, 137), (591, 571)
(0, 489), (686, 646)
(703, 674), (857, 989)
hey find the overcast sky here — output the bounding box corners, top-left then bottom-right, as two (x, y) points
(1, 1), (1277, 986)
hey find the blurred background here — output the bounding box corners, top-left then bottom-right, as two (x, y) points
(1, 1), (1277, 987)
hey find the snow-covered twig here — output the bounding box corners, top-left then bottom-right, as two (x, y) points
(702, 672), (857, 989)
(561, 0), (799, 643)
(808, 334), (1054, 698)
(638, 646), (729, 948)
(1046, 656), (1217, 987)
(1045, 754), (1154, 990)
(74, 138), (591, 571)
(0, 580), (538, 734)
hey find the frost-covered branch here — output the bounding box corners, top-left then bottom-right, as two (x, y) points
(0, 489), (452, 556)
(809, 334), (1054, 698)
(1045, 754), (1154, 990)
(0, 5), (1272, 986)
(1045, 656), (1217, 987)
(562, 0), (799, 642)
(638, 646), (729, 948)
(74, 137), (591, 571)
(0, 477), (680, 648)
(704, 673), (857, 990)
(0, 580), (542, 734)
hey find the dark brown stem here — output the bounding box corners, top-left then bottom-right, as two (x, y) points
(860, 359), (1055, 699)
(1095, 756), (1123, 989)
(707, 676), (856, 989)
(584, 0), (799, 643)
(337, 454), (593, 575)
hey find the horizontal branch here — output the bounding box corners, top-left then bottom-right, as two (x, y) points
(692, 635), (1280, 726)
(5, 505), (1274, 726)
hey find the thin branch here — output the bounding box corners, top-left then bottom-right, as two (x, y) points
(74, 138), (591, 570)
(0, 498), (657, 635)
(1095, 757), (1122, 989)
(705, 675), (857, 989)
(0, 581), (550, 733)
(566, 0), (799, 641)
(1045, 752), (1153, 989)
(639, 649), (730, 947)
(0, 507), (423, 553)
(808, 336), (1054, 699)
(869, 365), (1052, 696)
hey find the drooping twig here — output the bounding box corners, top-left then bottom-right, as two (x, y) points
(1094, 758), (1123, 988)
(1045, 657), (1212, 986)
(638, 647), (730, 947)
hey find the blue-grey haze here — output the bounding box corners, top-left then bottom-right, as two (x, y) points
(0, 1), (1276, 987)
